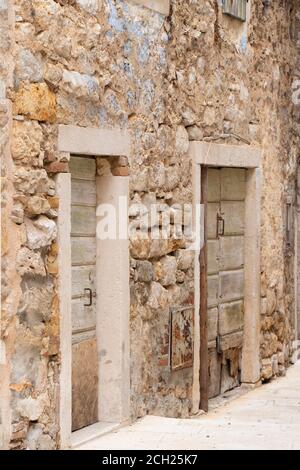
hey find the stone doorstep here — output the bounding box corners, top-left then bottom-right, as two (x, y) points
(71, 421), (128, 450)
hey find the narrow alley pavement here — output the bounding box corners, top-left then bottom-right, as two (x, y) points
(76, 361), (300, 450)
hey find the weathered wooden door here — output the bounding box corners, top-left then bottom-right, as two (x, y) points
(70, 156), (98, 432)
(207, 168), (246, 398)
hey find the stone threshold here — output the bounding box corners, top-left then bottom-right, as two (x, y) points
(71, 422), (124, 449)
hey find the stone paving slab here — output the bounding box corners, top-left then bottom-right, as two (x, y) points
(75, 361), (300, 450)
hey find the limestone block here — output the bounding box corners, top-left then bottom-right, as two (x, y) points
(14, 168), (55, 195)
(186, 125), (204, 141)
(218, 300), (244, 336)
(135, 260), (154, 282)
(154, 255), (177, 286)
(18, 279), (54, 326)
(13, 83), (56, 123)
(12, 120), (43, 165)
(176, 249), (194, 271)
(164, 165), (180, 191)
(17, 395), (47, 421)
(25, 196), (51, 217)
(175, 126), (189, 157)
(25, 216), (57, 250)
(149, 161), (166, 189)
(76, 0), (99, 14)
(147, 282), (169, 310)
(16, 247), (46, 277)
(15, 48), (44, 83)
(131, 167), (149, 192)
(203, 106), (216, 126)
(62, 70), (100, 101)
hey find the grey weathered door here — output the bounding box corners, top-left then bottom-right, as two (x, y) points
(207, 168), (246, 398)
(70, 156), (98, 432)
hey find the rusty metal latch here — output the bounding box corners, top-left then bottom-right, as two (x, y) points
(84, 288), (93, 307)
(217, 213), (225, 237)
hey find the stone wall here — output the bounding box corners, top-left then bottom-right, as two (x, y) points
(0, 0), (300, 449)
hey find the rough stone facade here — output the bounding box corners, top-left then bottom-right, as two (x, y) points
(1, 0), (300, 450)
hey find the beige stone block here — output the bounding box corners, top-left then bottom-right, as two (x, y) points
(219, 269), (244, 302)
(13, 83), (56, 123)
(207, 239), (219, 274)
(221, 201), (245, 235)
(221, 168), (246, 201)
(219, 236), (244, 270)
(207, 168), (220, 202)
(219, 300), (244, 336)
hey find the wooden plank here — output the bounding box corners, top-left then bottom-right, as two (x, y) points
(200, 166), (209, 412)
(221, 168), (246, 201)
(219, 269), (244, 302)
(219, 235), (244, 271)
(221, 201), (245, 235)
(219, 300), (244, 336)
(207, 169), (220, 203)
(70, 156), (96, 180)
(72, 338), (98, 431)
(71, 178), (97, 206)
(71, 237), (96, 266)
(207, 203), (219, 240)
(71, 298), (96, 333)
(207, 274), (219, 308)
(207, 239), (219, 275)
(208, 307), (218, 342)
(71, 205), (96, 237)
(72, 266), (96, 298)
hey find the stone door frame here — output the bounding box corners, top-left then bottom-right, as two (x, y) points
(189, 142), (262, 412)
(56, 125), (131, 449)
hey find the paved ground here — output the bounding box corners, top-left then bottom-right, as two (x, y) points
(77, 361), (300, 450)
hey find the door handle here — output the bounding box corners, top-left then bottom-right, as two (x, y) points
(84, 288), (93, 307)
(217, 213), (225, 237)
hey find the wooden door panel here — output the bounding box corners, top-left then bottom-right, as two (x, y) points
(218, 300), (244, 336)
(71, 178), (97, 206)
(71, 298), (96, 333)
(221, 201), (245, 236)
(69, 156), (96, 180)
(220, 168), (246, 201)
(219, 270), (244, 303)
(71, 156), (98, 432)
(219, 235), (244, 271)
(71, 206), (96, 237)
(72, 266), (96, 298)
(72, 338), (98, 432)
(71, 237), (96, 266)
(207, 167), (246, 397)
